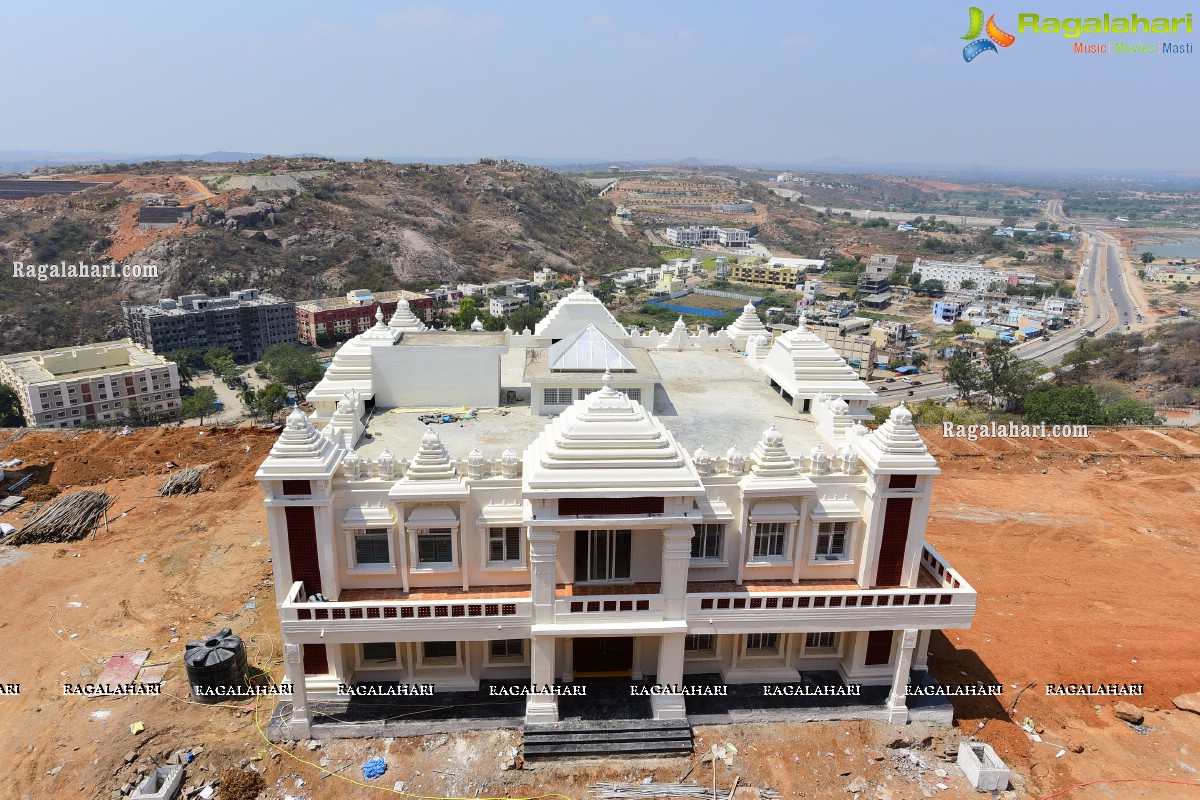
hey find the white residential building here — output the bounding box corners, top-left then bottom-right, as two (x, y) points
(911, 259), (1008, 292)
(665, 226), (751, 249)
(256, 282), (976, 743)
(0, 339), (181, 428)
(489, 295), (529, 317)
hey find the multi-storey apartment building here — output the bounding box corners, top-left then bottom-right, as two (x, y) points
(295, 289), (436, 345)
(123, 289), (296, 361)
(0, 339), (180, 428)
(664, 226), (750, 248)
(911, 259), (1008, 293)
(256, 285), (975, 740)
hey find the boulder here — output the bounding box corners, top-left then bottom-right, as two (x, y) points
(1172, 693), (1200, 715)
(844, 775), (869, 794)
(1113, 701), (1144, 725)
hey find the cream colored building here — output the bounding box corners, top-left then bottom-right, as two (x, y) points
(0, 339), (180, 428)
(256, 281), (975, 741)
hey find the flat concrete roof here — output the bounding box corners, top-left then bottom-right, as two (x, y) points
(356, 347), (822, 464)
(397, 331), (507, 347)
(0, 339), (170, 385)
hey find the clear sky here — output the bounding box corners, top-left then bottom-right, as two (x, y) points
(3, 1), (1197, 171)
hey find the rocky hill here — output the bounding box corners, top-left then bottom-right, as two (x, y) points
(0, 157), (654, 353)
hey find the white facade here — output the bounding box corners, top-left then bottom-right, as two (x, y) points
(258, 281), (976, 739)
(911, 259), (1007, 292)
(0, 339), (181, 428)
(489, 295), (529, 317)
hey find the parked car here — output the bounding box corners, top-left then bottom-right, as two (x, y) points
(885, 377), (896, 383)
(879, 386), (889, 392)
(911, 380), (922, 386)
(901, 377), (913, 384)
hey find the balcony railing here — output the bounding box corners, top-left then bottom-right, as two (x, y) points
(279, 582), (533, 634)
(554, 594), (666, 618)
(685, 545), (975, 631)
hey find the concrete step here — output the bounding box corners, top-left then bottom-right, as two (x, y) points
(524, 719), (693, 759)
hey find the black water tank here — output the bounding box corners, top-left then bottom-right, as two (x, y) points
(184, 628), (249, 704)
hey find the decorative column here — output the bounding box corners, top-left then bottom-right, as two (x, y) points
(651, 632), (687, 720)
(886, 628), (918, 724)
(526, 528), (561, 724)
(661, 526), (694, 618)
(527, 530), (559, 625)
(283, 643), (311, 739)
(525, 635), (559, 724)
(913, 629), (931, 671)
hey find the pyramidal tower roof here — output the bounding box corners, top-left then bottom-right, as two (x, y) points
(658, 316), (695, 351)
(255, 407), (345, 481)
(547, 324), (636, 371)
(523, 372), (703, 497)
(533, 277), (629, 344)
(726, 302), (768, 342)
(856, 403), (939, 474)
(761, 316), (877, 401)
(388, 296), (427, 332)
(404, 427), (458, 481)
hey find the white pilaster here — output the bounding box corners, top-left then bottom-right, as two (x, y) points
(913, 629), (931, 671)
(886, 628), (918, 724)
(525, 635), (559, 724)
(651, 633), (687, 720)
(528, 530), (559, 625)
(661, 527), (694, 618)
(284, 643), (311, 739)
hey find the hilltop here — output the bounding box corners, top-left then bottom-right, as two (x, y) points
(0, 157), (654, 353)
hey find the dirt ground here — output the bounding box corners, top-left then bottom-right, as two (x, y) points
(0, 425), (1198, 800)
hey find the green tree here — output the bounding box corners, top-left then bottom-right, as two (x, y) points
(505, 304), (546, 333)
(203, 347), (236, 371)
(910, 351), (928, 368)
(0, 383), (24, 427)
(960, 279), (977, 290)
(1103, 398), (1160, 425)
(1052, 247), (1065, 263)
(260, 344), (323, 394)
(951, 320), (975, 336)
(1140, 251), (1155, 265)
(181, 386), (218, 425)
(1035, 221), (1050, 231)
(979, 344), (1043, 412)
(1024, 385), (1103, 425)
(255, 383), (290, 422)
(945, 349), (983, 403)
(165, 348), (201, 384)
(1014, 250), (1026, 261)
(238, 383), (258, 420)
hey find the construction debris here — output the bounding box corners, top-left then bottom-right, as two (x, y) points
(158, 467), (206, 496)
(589, 782), (780, 800)
(1, 490), (113, 545)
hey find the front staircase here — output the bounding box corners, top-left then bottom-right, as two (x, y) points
(523, 718), (694, 759)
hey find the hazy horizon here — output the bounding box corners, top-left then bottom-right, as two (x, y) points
(3, 1), (1197, 172)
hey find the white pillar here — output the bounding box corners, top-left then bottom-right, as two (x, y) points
(560, 638), (574, 683)
(528, 530), (559, 625)
(661, 527), (694, 618)
(651, 633), (687, 720)
(886, 629), (918, 724)
(525, 635), (559, 724)
(913, 629), (931, 671)
(283, 643), (312, 739)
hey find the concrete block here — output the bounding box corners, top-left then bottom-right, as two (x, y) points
(957, 741), (1009, 793)
(131, 765), (184, 800)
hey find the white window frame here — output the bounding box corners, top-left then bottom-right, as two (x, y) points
(690, 523), (725, 564)
(358, 641), (401, 670)
(743, 632), (783, 658)
(751, 522), (789, 562)
(413, 527), (457, 570)
(576, 387), (599, 400)
(543, 387), (573, 405)
(419, 640), (461, 667)
(486, 526), (524, 568)
(485, 639), (528, 666)
(348, 527), (394, 573)
(684, 633), (717, 659)
(812, 521), (852, 563)
(801, 631), (840, 656)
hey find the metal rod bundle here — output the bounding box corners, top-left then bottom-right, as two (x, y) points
(1, 490), (114, 545)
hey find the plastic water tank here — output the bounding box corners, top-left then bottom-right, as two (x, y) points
(184, 628), (249, 704)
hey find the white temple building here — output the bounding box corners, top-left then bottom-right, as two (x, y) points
(257, 279), (976, 743)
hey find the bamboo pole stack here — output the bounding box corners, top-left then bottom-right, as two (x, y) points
(158, 466), (206, 496)
(1, 490), (114, 545)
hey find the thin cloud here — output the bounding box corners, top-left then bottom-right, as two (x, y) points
(587, 15), (613, 28)
(377, 5), (504, 39)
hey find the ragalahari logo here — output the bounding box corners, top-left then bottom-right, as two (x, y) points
(962, 7), (1016, 61)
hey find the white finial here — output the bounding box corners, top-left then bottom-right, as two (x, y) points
(375, 306), (384, 323)
(602, 370), (613, 387)
(286, 407), (308, 429)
